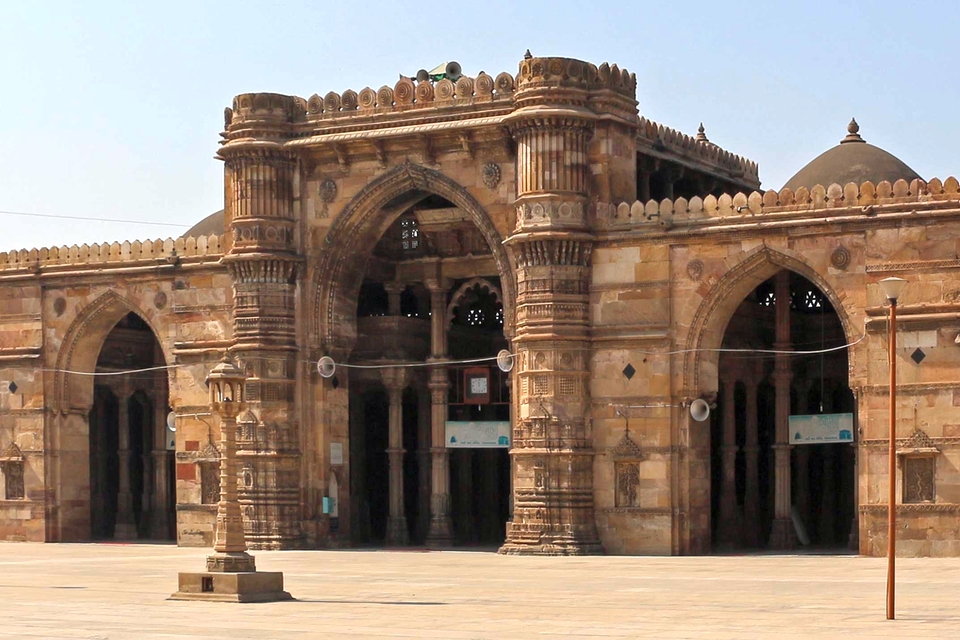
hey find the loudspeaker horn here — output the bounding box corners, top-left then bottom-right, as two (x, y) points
(496, 349), (515, 373)
(445, 61), (462, 81)
(166, 411), (177, 432)
(689, 398), (710, 422)
(415, 69), (430, 83)
(317, 356), (336, 379)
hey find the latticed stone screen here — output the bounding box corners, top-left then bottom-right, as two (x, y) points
(903, 457), (935, 504)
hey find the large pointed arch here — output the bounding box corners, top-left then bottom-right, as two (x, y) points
(54, 290), (170, 411)
(681, 244), (859, 398)
(312, 162), (515, 353)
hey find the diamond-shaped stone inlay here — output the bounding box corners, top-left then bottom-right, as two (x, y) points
(7, 381), (17, 394)
(622, 364), (636, 380)
(911, 348), (926, 365)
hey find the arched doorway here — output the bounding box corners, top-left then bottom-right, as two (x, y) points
(88, 312), (175, 540)
(709, 270), (855, 552)
(345, 201), (512, 548)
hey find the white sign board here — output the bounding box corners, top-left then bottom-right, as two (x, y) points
(445, 421), (511, 448)
(330, 442), (344, 465)
(789, 413), (854, 445)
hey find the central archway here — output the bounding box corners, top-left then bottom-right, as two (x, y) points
(313, 162), (516, 350)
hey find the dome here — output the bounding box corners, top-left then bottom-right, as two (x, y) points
(782, 119), (922, 191)
(181, 210), (224, 238)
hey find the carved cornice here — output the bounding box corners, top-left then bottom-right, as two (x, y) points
(859, 503), (960, 514)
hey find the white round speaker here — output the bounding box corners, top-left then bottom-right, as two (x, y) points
(317, 356), (336, 379)
(689, 398), (711, 422)
(496, 350), (514, 373)
(166, 411), (177, 432)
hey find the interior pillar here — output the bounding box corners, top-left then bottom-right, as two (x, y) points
(457, 449), (475, 544)
(385, 281), (404, 317)
(769, 271), (796, 549)
(417, 383), (432, 543)
(743, 372), (761, 547)
(382, 367), (409, 546)
(425, 280), (453, 546)
(718, 379), (739, 547)
(794, 380), (812, 540)
(820, 446), (837, 545)
(115, 386), (137, 540)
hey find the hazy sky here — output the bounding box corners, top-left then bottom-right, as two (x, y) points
(2, 1), (957, 252)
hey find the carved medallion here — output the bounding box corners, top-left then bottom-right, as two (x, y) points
(154, 291), (167, 310)
(319, 179), (337, 204)
(482, 163), (501, 189)
(831, 245), (851, 270)
(53, 297), (66, 316)
(687, 259), (704, 281)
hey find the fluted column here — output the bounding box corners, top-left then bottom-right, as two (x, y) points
(425, 280), (453, 546)
(220, 136), (303, 549)
(115, 388), (137, 540)
(717, 379), (739, 547)
(500, 55), (627, 555)
(382, 367), (409, 546)
(743, 373), (761, 547)
(769, 271), (796, 549)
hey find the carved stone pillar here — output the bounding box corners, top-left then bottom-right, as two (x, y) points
(115, 388), (137, 540)
(220, 138), (303, 549)
(417, 384), (431, 543)
(457, 450), (476, 543)
(425, 281), (453, 546)
(743, 372), (761, 547)
(661, 164), (684, 201)
(769, 271), (796, 549)
(382, 367), (409, 546)
(717, 379), (739, 547)
(793, 380), (812, 539)
(152, 450), (171, 538)
(499, 55), (631, 555)
(819, 446), (836, 545)
(385, 282), (404, 317)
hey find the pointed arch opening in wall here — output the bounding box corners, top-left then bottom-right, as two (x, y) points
(51, 293), (174, 542)
(680, 247), (859, 555)
(313, 163), (514, 549)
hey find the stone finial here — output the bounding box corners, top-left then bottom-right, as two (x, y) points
(523, 49), (533, 60)
(841, 117), (865, 144)
(696, 123), (709, 143)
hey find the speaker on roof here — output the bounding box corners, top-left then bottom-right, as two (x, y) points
(416, 69), (430, 83)
(445, 61), (462, 82)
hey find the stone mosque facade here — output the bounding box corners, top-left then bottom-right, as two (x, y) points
(2, 53), (960, 556)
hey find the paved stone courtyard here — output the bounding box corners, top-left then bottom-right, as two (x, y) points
(1, 544), (959, 638)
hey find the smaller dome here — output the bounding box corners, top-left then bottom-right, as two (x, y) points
(181, 210), (224, 238)
(782, 119), (922, 191)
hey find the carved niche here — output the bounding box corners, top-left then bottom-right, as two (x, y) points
(611, 431), (643, 508)
(197, 442), (221, 505)
(898, 428), (938, 504)
(0, 442), (25, 500)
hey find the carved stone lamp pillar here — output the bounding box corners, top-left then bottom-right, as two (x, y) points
(171, 357), (291, 603)
(425, 279), (453, 546)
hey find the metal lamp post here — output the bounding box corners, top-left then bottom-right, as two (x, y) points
(879, 276), (907, 620)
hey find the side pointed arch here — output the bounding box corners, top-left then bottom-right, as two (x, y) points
(681, 245), (859, 398)
(54, 290), (170, 411)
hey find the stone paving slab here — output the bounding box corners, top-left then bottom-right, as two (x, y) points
(1, 543), (958, 638)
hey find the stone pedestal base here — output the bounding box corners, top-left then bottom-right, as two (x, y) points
(425, 514), (453, 547)
(769, 517), (796, 550)
(499, 523), (603, 556)
(170, 571), (291, 603)
(386, 516), (409, 546)
(206, 551), (256, 573)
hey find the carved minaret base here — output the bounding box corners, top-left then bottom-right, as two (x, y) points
(172, 359), (291, 603)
